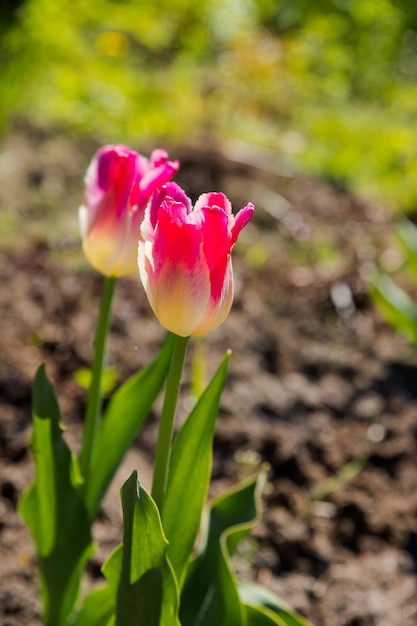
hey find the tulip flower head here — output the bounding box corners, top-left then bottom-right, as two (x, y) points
(79, 145), (179, 277)
(138, 183), (254, 337)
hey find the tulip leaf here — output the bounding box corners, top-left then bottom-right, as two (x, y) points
(71, 584), (115, 626)
(244, 604), (289, 626)
(19, 365), (93, 626)
(102, 471), (180, 626)
(180, 470), (267, 626)
(163, 350), (231, 586)
(240, 581), (313, 626)
(86, 334), (174, 518)
(371, 272), (417, 345)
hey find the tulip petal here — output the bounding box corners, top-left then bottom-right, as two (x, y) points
(139, 238), (211, 337)
(192, 258), (234, 336)
(193, 206), (231, 302)
(153, 201), (201, 273)
(231, 203), (255, 246)
(194, 192), (232, 216)
(80, 144), (178, 277)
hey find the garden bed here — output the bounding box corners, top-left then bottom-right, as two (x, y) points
(1, 122), (416, 625)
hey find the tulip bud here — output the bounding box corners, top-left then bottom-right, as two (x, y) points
(138, 182), (254, 337)
(79, 145), (179, 277)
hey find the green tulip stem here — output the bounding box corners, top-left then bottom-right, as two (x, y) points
(152, 333), (189, 512)
(79, 275), (116, 488)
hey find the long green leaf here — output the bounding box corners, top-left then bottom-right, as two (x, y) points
(180, 470), (267, 626)
(163, 351), (231, 586)
(86, 334), (174, 518)
(244, 603), (288, 626)
(71, 584), (115, 626)
(240, 581), (312, 626)
(371, 272), (417, 345)
(102, 471), (180, 626)
(19, 365), (93, 626)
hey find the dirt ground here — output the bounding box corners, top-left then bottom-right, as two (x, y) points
(1, 121), (417, 626)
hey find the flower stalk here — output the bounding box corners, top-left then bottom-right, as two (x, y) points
(151, 333), (189, 512)
(79, 275), (116, 487)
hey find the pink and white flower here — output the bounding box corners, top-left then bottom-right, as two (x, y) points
(79, 145), (179, 277)
(138, 183), (254, 337)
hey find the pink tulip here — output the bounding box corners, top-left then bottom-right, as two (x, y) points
(138, 183), (254, 337)
(79, 145), (179, 277)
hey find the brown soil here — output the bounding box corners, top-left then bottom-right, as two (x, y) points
(1, 121), (417, 626)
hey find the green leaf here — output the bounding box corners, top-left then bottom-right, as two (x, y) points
(163, 351), (231, 586)
(85, 334), (174, 518)
(180, 470), (267, 626)
(19, 365), (93, 626)
(371, 272), (417, 345)
(240, 581), (312, 626)
(395, 219), (417, 286)
(244, 603), (288, 626)
(71, 584), (115, 626)
(102, 471), (180, 626)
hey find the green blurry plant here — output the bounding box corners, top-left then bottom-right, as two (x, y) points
(371, 218), (417, 345)
(3, 0), (417, 210)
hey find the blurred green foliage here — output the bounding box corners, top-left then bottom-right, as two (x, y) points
(372, 218), (417, 345)
(2, 0), (417, 210)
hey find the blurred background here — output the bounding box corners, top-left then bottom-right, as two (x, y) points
(2, 0), (417, 212)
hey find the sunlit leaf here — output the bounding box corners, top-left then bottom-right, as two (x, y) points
(240, 581), (312, 626)
(244, 603), (288, 626)
(71, 584), (114, 626)
(19, 365), (93, 626)
(102, 471), (180, 626)
(180, 470), (267, 626)
(163, 351), (230, 587)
